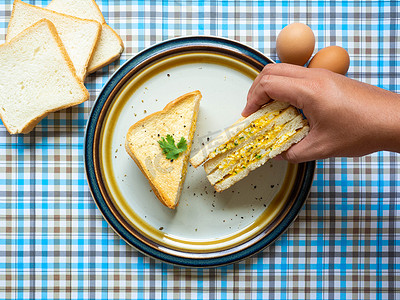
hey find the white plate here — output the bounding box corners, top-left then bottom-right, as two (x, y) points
(85, 37), (315, 267)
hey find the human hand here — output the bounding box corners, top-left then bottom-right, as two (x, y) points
(242, 63), (400, 163)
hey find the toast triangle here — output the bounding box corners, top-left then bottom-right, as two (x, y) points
(125, 91), (202, 209)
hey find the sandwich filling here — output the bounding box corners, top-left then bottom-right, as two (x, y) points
(208, 109), (285, 159)
(213, 124), (302, 183)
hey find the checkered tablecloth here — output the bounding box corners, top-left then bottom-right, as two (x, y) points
(1, 0), (399, 299)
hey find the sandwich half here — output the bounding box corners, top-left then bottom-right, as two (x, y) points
(190, 101), (309, 192)
(125, 91), (202, 209)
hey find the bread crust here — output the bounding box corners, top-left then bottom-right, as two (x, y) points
(0, 19), (89, 134)
(125, 91), (202, 209)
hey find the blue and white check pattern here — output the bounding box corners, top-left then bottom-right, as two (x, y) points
(1, 0), (400, 299)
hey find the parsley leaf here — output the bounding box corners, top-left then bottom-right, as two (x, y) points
(176, 136), (187, 151)
(158, 134), (187, 160)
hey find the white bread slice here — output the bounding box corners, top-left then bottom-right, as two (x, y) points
(213, 125), (309, 192)
(47, 0), (124, 73)
(189, 100), (290, 168)
(47, 0), (105, 23)
(6, 0), (101, 81)
(203, 106), (299, 174)
(207, 115), (308, 186)
(0, 19), (89, 134)
(87, 24), (124, 72)
(125, 91), (202, 209)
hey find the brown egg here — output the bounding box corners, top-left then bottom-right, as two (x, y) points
(276, 23), (315, 66)
(308, 46), (350, 75)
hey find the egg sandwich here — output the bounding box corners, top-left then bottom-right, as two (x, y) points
(190, 101), (309, 192)
(125, 91), (202, 209)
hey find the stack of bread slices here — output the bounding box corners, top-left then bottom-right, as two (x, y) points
(0, 0), (124, 134)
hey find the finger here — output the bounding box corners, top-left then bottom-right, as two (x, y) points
(248, 63), (310, 100)
(243, 74), (308, 117)
(280, 132), (324, 163)
(262, 63), (311, 78)
(242, 80), (273, 117)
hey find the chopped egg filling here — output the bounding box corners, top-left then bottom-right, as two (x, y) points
(215, 127), (298, 183)
(208, 110), (282, 159)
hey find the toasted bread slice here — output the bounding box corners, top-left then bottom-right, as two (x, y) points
(7, 0), (101, 81)
(125, 91), (202, 209)
(0, 19), (89, 134)
(47, 0), (124, 73)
